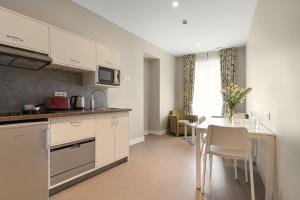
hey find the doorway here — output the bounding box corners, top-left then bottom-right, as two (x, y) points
(143, 56), (160, 135)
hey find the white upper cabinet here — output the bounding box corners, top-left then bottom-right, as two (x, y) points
(50, 26), (96, 71)
(0, 7), (49, 53)
(97, 44), (121, 70)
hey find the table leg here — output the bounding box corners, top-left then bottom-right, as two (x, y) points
(196, 131), (202, 190)
(184, 124), (187, 139)
(192, 127), (195, 145)
(265, 136), (275, 200)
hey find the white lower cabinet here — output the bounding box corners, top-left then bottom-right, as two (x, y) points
(95, 114), (115, 168)
(114, 112), (129, 160)
(49, 112), (129, 173)
(95, 113), (129, 168)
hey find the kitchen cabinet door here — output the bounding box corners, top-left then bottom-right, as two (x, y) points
(50, 26), (96, 71)
(114, 113), (129, 160)
(95, 115), (115, 168)
(97, 44), (121, 69)
(110, 48), (121, 70)
(0, 7), (49, 53)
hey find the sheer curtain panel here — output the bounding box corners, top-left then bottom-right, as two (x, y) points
(192, 52), (222, 117)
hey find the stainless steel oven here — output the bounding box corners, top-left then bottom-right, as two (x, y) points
(97, 66), (120, 86)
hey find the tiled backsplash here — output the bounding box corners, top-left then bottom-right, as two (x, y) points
(0, 66), (107, 113)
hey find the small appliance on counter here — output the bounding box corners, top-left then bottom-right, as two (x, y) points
(22, 104), (49, 115)
(23, 104), (41, 114)
(70, 95), (85, 110)
(47, 96), (70, 111)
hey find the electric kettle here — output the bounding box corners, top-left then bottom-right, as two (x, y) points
(70, 96), (85, 110)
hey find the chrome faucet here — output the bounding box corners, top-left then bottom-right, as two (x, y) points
(90, 89), (107, 110)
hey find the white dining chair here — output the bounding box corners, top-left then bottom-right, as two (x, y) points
(211, 113), (248, 183)
(201, 125), (255, 200)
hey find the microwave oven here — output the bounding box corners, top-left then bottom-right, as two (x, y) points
(97, 66), (120, 86)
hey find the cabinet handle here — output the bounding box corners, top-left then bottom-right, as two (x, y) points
(111, 118), (114, 126)
(115, 118), (119, 125)
(70, 121), (82, 126)
(46, 128), (51, 150)
(6, 35), (24, 42)
(70, 143), (81, 150)
(70, 59), (80, 63)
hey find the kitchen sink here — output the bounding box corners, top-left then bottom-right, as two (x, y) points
(93, 108), (119, 111)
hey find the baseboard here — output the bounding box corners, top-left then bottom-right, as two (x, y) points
(50, 157), (128, 196)
(129, 136), (145, 146)
(144, 131), (149, 135)
(146, 129), (167, 135)
(159, 129), (168, 135)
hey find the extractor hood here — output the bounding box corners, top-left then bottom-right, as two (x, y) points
(0, 44), (52, 70)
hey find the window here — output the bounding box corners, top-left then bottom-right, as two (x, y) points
(192, 51), (223, 117)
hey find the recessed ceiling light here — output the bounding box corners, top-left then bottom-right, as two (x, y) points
(172, 1), (179, 8)
(182, 19), (188, 24)
(196, 43), (201, 46)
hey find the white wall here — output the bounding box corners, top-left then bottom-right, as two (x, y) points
(144, 59), (151, 131)
(246, 0), (300, 199)
(144, 58), (160, 131)
(235, 47), (247, 112)
(0, 0), (176, 140)
(175, 57), (185, 110)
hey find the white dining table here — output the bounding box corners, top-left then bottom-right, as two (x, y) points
(195, 117), (276, 200)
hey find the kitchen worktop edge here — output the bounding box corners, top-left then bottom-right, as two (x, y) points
(0, 108), (132, 123)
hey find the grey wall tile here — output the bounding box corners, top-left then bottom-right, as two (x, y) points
(0, 66), (107, 112)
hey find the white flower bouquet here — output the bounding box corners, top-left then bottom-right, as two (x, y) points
(222, 83), (252, 120)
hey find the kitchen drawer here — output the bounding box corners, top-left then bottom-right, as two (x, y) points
(50, 162), (95, 186)
(50, 139), (95, 178)
(0, 7), (49, 53)
(50, 116), (96, 146)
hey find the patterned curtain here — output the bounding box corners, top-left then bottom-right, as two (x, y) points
(220, 48), (238, 115)
(183, 54), (195, 114)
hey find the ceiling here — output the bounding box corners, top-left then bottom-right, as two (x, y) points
(72, 0), (257, 56)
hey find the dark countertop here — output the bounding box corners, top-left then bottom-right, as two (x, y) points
(0, 108), (132, 123)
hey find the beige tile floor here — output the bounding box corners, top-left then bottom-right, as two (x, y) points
(51, 134), (264, 200)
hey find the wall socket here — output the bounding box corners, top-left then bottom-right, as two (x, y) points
(122, 75), (130, 81)
(263, 112), (271, 121)
(54, 92), (67, 97)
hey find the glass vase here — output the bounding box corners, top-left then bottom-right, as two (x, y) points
(228, 107), (235, 121)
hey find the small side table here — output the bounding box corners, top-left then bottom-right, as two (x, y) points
(184, 121), (198, 145)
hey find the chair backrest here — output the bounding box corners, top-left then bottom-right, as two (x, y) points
(206, 125), (250, 152)
(170, 110), (186, 120)
(199, 116), (206, 123)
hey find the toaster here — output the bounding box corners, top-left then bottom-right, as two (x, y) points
(47, 96), (70, 111)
